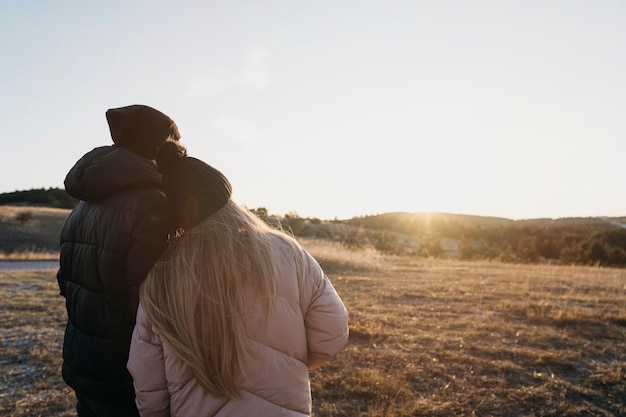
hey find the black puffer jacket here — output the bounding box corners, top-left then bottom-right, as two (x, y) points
(57, 145), (175, 404)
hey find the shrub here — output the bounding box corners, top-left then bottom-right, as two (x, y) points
(15, 211), (34, 225)
(369, 231), (404, 255)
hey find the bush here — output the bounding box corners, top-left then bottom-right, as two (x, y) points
(15, 211), (34, 224)
(416, 233), (443, 258)
(370, 231), (403, 255)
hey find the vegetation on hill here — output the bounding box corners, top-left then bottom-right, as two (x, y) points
(340, 212), (626, 268)
(0, 206), (70, 258)
(0, 188), (77, 209)
(1, 187), (626, 268)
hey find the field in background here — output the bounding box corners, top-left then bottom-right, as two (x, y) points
(306, 241), (626, 416)
(1, 239), (625, 416)
(0, 206), (68, 260)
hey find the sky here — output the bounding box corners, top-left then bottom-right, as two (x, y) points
(2, 0), (625, 221)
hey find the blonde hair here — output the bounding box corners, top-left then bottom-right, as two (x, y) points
(140, 200), (304, 398)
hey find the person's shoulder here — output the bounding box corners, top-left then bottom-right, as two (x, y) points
(269, 233), (301, 254)
(68, 145), (114, 167)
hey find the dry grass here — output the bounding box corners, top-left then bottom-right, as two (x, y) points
(0, 250), (59, 261)
(0, 269), (75, 417)
(1, 238), (625, 416)
(305, 240), (626, 417)
(0, 206), (69, 260)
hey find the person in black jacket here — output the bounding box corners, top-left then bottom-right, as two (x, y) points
(57, 104), (180, 417)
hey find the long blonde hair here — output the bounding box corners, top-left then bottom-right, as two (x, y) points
(140, 200), (303, 398)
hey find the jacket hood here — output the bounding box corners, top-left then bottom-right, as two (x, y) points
(64, 146), (163, 201)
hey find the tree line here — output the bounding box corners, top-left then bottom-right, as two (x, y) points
(249, 209), (626, 267)
(0, 187), (78, 209)
(345, 213), (626, 268)
(3, 189), (626, 268)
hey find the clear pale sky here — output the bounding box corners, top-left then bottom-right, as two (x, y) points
(2, 1), (625, 220)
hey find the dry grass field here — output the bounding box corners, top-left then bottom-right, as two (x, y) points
(1, 238), (625, 416)
(0, 206), (68, 260)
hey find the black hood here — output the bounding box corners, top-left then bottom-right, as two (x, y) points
(64, 146), (162, 202)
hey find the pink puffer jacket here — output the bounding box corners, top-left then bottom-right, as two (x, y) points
(127, 237), (349, 417)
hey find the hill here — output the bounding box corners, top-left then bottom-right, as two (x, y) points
(1, 189), (626, 267)
(337, 211), (626, 267)
(347, 211), (626, 233)
(2, 187), (623, 230)
(0, 188), (77, 209)
(0, 206), (70, 257)
(352, 211), (515, 227)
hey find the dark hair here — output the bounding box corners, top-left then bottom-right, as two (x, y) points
(156, 140), (187, 174)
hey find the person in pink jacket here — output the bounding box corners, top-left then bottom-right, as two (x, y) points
(127, 141), (349, 417)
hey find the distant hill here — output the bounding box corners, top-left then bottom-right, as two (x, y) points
(2, 188), (623, 230)
(342, 211), (626, 267)
(0, 188), (77, 209)
(347, 211), (626, 234)
(516, 216), (626, 229)
(2, 188), (626, 267)
(347, 211), (514, 232)
(0, 205), (70, 255)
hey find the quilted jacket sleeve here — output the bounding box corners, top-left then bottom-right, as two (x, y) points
(301, 249), (349, 370)
(127, 304), (171, 417)
(126, 203), (175, 316)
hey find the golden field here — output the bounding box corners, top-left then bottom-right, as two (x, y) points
(0, 206), (68, 260)
(1, 238), (625, 416)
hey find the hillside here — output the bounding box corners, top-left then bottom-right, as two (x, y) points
(347, 211), (626, 232)
(338, 211), (626, 267)
(0, 188), (77, 209)
(0, 206), (70, 257)
(2, 188), (623, 230)
(350, 211), (515, 229)
(2, 197), (626, 267)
